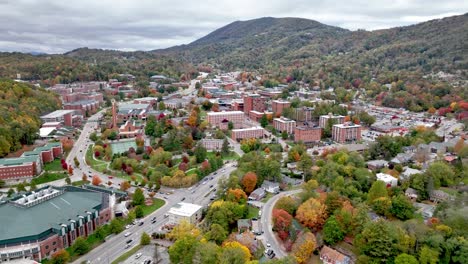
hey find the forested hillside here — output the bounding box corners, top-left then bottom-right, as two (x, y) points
(0, 79), (61, 157)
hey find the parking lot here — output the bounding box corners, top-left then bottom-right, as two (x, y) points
(122, 244), (169, 264)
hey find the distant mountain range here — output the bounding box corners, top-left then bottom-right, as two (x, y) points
(0, 13), (466, 82)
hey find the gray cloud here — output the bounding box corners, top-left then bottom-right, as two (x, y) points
(0, 0), (466, 53)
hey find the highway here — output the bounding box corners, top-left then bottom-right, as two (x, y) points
(73, 163), (237, 264)
(260, 189), (301, 259)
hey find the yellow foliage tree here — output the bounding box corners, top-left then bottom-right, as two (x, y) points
(166, 220), (200, 241)
(295, 198), (327, 231)
(222, 241), (251, 262)
(292, 232), (316, 264)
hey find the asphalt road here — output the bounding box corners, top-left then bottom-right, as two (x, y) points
(73, 163), (237, 264)
(260, 189), (301, 259)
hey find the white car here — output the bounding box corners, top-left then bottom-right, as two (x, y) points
(135, 253), (143, 259)
(124, 232), (131, 237)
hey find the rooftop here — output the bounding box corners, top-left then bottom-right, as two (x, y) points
(119, 103), (150, 111)
(0, 187), (103, 244)
(168, 202), (202, 217)
(232, 126), (264, 132)
(40, 110), (74, 119)
(0, 156), (38, 166)
(207, 111), (244, 116)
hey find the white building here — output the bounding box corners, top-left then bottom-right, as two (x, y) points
(167, 202), (203, 224)
(376, 173), (398, 187)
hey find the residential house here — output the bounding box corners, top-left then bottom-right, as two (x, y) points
(237, 219), (252, 233)
(376, 173), (398, 187)
(405, 188), (418, 200)
(366, 160), (388, 171)
(248, 188), (266, 201)
(429, 190), (453, 203)
(320, 246), (351, 264)
(400, 167), (422, 181)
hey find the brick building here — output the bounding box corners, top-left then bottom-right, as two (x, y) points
(249, 111), (273, 123)
(41, 110), (75, 127)
(0, 186), (112, 262)
(231, 99), (244, 112)
(294, 126), (322, 143)
(207, 111), (244, 130)
(118, 120), (144, 138)
(332, 123), (362, 143)
(243, 94), (267, 114)
(231, 127), (265, 141)
(273, 117), (296, 134)
(200, 139), (224, 151)
(271, 100), (291, 116)
(319, 113), (345, 128)
(295, 107), (314, 122)
(63, 100), (100, 117)
(0, 142), (63, 183)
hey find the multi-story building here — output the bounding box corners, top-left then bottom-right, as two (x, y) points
(332, 123), (362, 143)
(243, 94), (267, 114)
(294, 126), (322, 143)
(167, 202), (203, 224)
(231, 127), (265, 141)
(271, 100), (291, 116)
(63, 100), (100, 117)
(231, 99), (244, 112)
(319, 113), (345, 128)
(295, 107), (314, 122)
(133, 97), (158, 107)
(0, 186), (112, 262)
(117, 103), (152, 122)
(200, 139), (224, 151)
(118, 120), (144, 138)
(0, 142), (63, 183)
(41, 110), (75, 127)
(249, 111), (273, 123)
(207, 111), (244, 130)
(273, 117), (296, 134)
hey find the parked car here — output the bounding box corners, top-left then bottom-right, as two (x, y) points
(135, 253), (143, 259)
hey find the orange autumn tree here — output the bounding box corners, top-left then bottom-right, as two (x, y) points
(120, 181), (131, 191)
(92, 175), (102, 186)
(227, 188), (247, 203)
(295, 198), (327, 231)
(241, 172), (257, 194)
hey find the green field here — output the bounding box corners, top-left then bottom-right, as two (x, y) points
(31, 172), (67, 185)
(141, 198), (165, 217)
(43, 159), (65, 172)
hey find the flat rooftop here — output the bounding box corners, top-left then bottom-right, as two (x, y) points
(168, 202), (202, 217)
(41, 110), (75, 119)
(207, 111), (244, 116)
(0, 188), (103, 243)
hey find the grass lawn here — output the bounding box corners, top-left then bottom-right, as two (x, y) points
(261, 193), (274, 203)
(247, 205), (260, 219)
(72, 180), (89, 186)
(206, 151), (240, 161)
(43, 159), (65, 172)
(86, 145), (108, 169)
(31, 172), (68, 185)
(111, 245), (142, 264)
(141, 198), (165, 217)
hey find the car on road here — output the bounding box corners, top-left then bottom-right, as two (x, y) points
(209, 185), (213, 188)
(181, 197), (186, 201)
(151, 219), (157, 224)
(138, 221), (144, 226)
(266, 242), (271, 247)
(164, 213), (169, 218)
(124, 232), (131, 237)
(151, 216), (156, 221)
(126, 239), (133, 244)
(125, 224), (131, 229)
(125, 243), (132, 249)
(135, 253), (143, 259)
(143, 260), (152, 264)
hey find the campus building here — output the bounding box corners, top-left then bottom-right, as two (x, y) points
(271, 100), (291, 116)
(273, 117), (296, 134)
(332, 123), (362, 143)
(0, 186), (112, 262)
(167, 202), (202, 224)
(294, 126), (322, 143)
(40, 110), (75, 127)
(319, 113), (345, 128)
(243, 94), (267, 114)
(207, 111), (244, 130)
(0, 142), (63, 183)
(231, 127), (265, 141)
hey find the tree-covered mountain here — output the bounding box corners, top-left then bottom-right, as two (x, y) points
(0, 79), (61, 157)
(155, 14), (467, 77)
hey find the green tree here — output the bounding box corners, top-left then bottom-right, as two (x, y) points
(281, 131), (288, 140)
(221, 138), (230, 156)
(65, 177), (71, 185)
(168, 235), (199, 264)
(390, 195), (414, 220)
(394, 253), (419, 264)
(135, 205), (144, 218)
(132, 188), (145, 206)
(16, 182), (27, 192)
(140, 232), (151, 245)
(194, 142), (207, 163)
(7, 188), (15, 197)
(193, 242), (220, 264)
(297, 153), (313, 180)
(228, 121), (234, 130)
(323, 216), (345, 245)
(425, 162), (455, 188)
(419, 246), (439, 264)
(29, 181), (37, 191)
(356, 220), (398, 263)
(220, 246), (250, 264)
(275, 196), (298, 215)
(71, 237), (90, 255)
(367, 180), (388, 203)
(109, 218), (124, 234)
(51, 249), (70, 264)
(260, 114), (268, 128)
(205, 223), (228, 245)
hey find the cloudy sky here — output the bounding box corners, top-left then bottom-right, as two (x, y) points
(0, 0), (466, 54)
